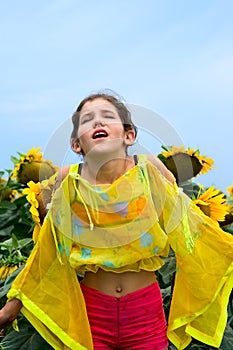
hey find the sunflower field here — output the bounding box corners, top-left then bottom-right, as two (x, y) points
(0, 147), (232, 349)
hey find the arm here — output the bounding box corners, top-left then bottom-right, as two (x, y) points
(53, 165), (70, 192)
(147, 154), (175, 184)
(0, 299), (22, 330)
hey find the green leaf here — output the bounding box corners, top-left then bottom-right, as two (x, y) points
(157, 153), (167, 163)
(223, 224), (233, 235)
(0, 202), (17, 211)
(0, 210), (20, 230)
(0, 316), (53, 350)
(157, 255), (176, 287)
(5, 169), (13, 175)
(218, 325), (233, 349)
(10, 156), (20, 166)
(0, 265), (24, 298)
(161, 145), (170, 151)
(0, 227), (13, 240)
(0, 242), (12, 252)
(0, 236), (32, 256)
(13, 196), (27, 206)
(18, 238), (33, 250)
(11, 223), (32, 241)
(179, 181), (201, 199)
(11, 234), (19, 250)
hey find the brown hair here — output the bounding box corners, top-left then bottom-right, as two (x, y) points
(70, 92), (137, 142)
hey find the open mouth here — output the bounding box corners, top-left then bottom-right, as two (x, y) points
(92, 130), (108, 139)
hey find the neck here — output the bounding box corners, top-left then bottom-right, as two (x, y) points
(82, 154), (133, 184)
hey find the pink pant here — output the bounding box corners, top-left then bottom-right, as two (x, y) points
(80, 281), (168, 350)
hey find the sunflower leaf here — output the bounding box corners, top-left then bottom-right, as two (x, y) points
(0, 201), (17, 210)
(0, 315), (53, 350)
(11, 233), (19, 250)
(10, 156), (20, 166)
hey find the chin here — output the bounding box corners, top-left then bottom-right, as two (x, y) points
(86, 147), (123, 159)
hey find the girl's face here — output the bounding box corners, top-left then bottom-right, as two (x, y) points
(72, 98), (135, 157)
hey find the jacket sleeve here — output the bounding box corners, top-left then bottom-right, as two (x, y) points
(162, 183), (233, 349)
(7, 213), (93, 350)
(146, 161), (233, 349)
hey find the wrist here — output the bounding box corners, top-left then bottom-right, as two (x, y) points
(5, 299), (22, 322)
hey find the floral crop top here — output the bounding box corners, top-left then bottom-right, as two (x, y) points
(50, 155), (191, 275)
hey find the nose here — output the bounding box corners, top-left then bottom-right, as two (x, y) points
(93, 116), (105, 128)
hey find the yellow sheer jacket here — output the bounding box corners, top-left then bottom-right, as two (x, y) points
(7, 155), (233, 350)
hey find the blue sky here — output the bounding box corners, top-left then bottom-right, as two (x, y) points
(1, 0), (232, 192)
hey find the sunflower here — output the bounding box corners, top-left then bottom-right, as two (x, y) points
(11, 147), (58, 185)
(0, 265), (19, 280)
(23, 173), (57, 242)
(23, 181), (41, 225)
(0, 178), (18, 201)
(159, 146), (214, 183)
(193, 186), (229, 222)
(0, 256), (27, 280)
(227, 182), (233, 199)
(220, 182), (233, 229)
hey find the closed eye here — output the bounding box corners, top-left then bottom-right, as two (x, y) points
(104, 115), (115, 119)
(80, 115), (93, 124)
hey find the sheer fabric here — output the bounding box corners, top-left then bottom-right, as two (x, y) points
(8, 155), (233, 349)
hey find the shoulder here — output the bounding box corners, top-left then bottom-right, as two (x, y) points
(54, 165), (71, 191)
(143, 154), (175, 184)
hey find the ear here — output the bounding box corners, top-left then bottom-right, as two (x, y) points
(71, 138), (82, 154)
(124, 129), (136, 146)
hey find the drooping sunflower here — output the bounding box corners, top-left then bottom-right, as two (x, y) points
(158, 146), (214, 183)
(23, 173), (57, 242)
(192, 186), (229, 222)
(11, 147), (58, 185)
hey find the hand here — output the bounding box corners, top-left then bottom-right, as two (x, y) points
(0, 299), (22, 330)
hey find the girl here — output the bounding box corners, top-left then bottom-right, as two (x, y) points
(0, 92), (232, 350)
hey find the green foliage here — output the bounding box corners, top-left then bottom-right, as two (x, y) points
(0, 192), (33, 268)
(0, 266), (25, 300)
(0, 316), (53, 350)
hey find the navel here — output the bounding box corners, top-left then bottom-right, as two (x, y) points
(116, 286), (123, 293)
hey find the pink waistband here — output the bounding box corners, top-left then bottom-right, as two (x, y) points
(80, 281), (161, 302)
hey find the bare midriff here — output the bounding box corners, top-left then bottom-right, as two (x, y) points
(81, 269), (157, 298)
